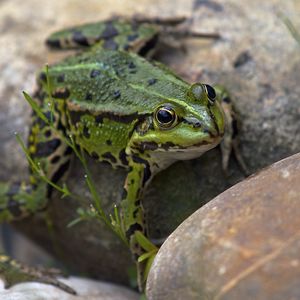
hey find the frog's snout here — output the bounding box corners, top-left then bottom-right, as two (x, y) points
(184, 114), (223, 139)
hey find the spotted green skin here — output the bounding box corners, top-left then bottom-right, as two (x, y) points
(0, 18), (226, 291)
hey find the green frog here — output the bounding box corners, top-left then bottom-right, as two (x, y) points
(0, 17), (237, 293)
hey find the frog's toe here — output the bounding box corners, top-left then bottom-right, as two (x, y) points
(28, 275), (77, 295)
(0, 255), (76, 295)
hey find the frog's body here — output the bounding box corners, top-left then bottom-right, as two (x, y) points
(0, 18), (234, 293)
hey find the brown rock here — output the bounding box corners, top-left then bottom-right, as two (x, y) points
(146, 153), (300, 300)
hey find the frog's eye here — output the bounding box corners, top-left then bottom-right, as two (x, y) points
(203, 84), (217, 103)
(189, 83), (217, 104)
(155, 106), (177, 129)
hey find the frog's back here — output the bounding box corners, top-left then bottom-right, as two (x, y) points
(41, 48), (189, 116)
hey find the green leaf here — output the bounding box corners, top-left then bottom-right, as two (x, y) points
(279, 13), (300, 44)
(143, 253), (156, 282)
(135, 231), (158, 252)
(139, 294), (147, 300)
(15, 133), (41, 174)
(23, 92), (50, 125)
(138, 249), (157, 263)
(67, 217), (83, 228)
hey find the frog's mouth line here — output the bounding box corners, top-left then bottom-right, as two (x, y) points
(146, 138), (222, 165)
(138, 136), (222, 152)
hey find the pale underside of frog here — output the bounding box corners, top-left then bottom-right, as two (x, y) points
(0, 16), (243, 294)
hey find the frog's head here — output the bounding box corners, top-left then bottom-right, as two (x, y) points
(130, 83), (225, 166)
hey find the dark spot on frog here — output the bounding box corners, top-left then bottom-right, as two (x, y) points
(52, 88), (70, 99)
(128, 62), (136, 69)
(127, 33), (139, 42)
(57, 74), (65, 83)
(50, 155), (60, 164)
(132, 155), (148, 165)
(7, 199), (22, 217)
(113, 90), (121, 99)
(35, 139), (61, 157)
(138, 34), (159, 57)
(130, 179), (135, 184)
(133, 208), (139, 218)
(102, 152), (117, 163)
(140, 141), (159, 151)
(44, 129), (52, 138)
(73, 110), (144, 126)
(126, 223), (143, 240)
(122, 187), (128, 199)
(72, 30), (89, 46)
(33, 111), (53, 129)
(64, 146), (73, 156)
(91, 151), (100, 160)
(100, 22), (119, 39)
(34, 89), (47, 102)
(131, 155), (152, 186)
(131, 22), (139, 31)
(148, 78), (157, 86)
(162, 142), (176, 151)
(135, 199), (140, 206)
(83, 126), (90, 138)
(50, 160), (71, 187)
(7, 184), (20, 198)
(193, 0), (223, 12)
(95, 115), (103, 124)
(119, 149), (128, 165)
(90, 69), (101, 78)
(232, 119), (239, 138)
(234, 51), (252, 68)
(85, 92), (93, 101)
(143, 166), (151, 186)
(69, 111), (82, 126)
(123, 44), (130, 51)
(103, 39), (118, 50)
(46, 38), (61, 49)
(57, 120), (67, 134)
(106, 140), (112, 146)
(39, 72), (47, 83)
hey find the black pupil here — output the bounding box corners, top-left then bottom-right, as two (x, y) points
(157, 109), (174, 124)
(205, 84), (216, 101)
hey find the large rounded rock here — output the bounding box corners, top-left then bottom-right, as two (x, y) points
(147, 153), (300, 300)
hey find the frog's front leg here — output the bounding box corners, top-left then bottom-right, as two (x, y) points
(214, 86), (248, 174)
(120, 156), (152, 290)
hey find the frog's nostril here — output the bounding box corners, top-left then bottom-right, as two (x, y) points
(182, 117), (202, 129)
(193, 122), (201, 128)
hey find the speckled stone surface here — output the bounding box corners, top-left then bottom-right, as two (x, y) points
(0, 0), (299, 290)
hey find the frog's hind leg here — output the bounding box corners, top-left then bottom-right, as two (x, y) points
(0, 94), (72, 222)
(45, 18), (160, 53)
(0, 93), (75, 293)
(214, 85), (249, 175)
